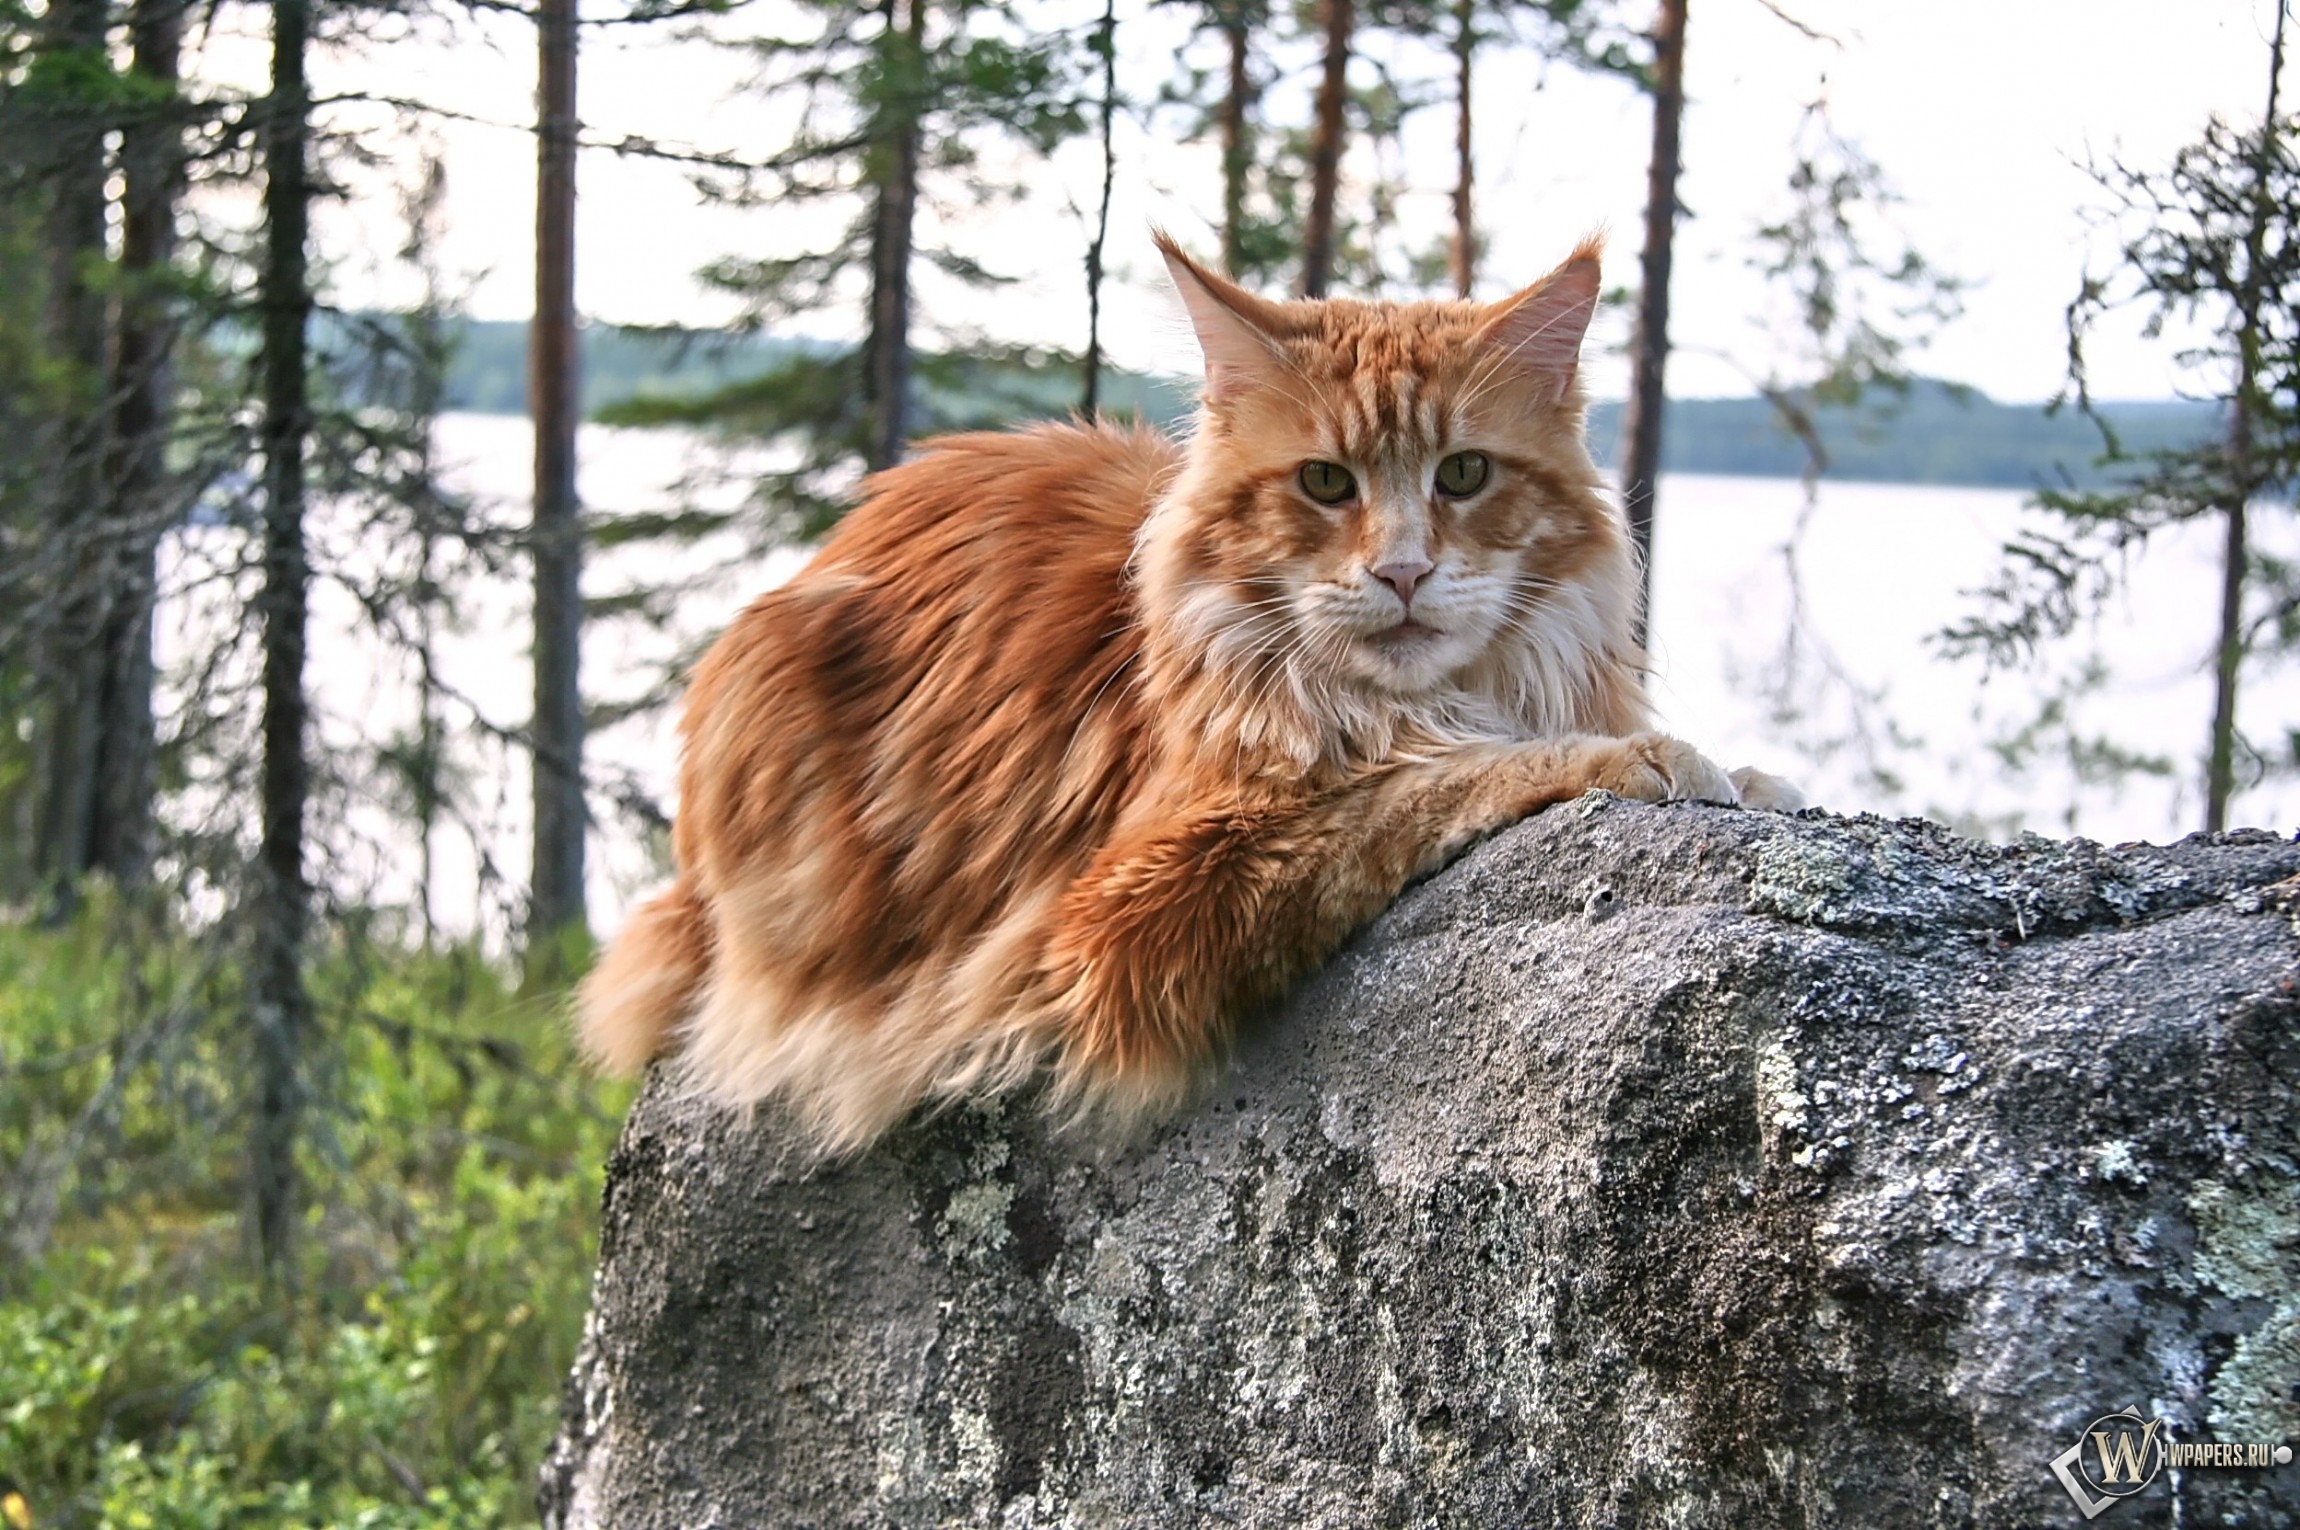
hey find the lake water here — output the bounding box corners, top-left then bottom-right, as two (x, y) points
(284, 412), (2295, 936)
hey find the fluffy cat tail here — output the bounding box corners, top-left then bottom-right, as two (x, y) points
(577, 877), (711, 1078)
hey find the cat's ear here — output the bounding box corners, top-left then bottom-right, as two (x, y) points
(1472, 237), (1603, 404)
(1155, 230), (1295, 404)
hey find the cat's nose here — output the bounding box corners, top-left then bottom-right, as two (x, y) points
(1372, 558), (1433, 610)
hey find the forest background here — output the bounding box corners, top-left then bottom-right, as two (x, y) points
(0, 0), (2293, 1523)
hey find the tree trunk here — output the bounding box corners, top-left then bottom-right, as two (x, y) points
(408, 157), (451, 949)
(2208, 498), (2247, 832)
(864, 0), (925, 471)
(252, 0), (314, 1284)
(30, 0), (114, 913)
(1619, 0), (1687, 645)
(530, 0), (588, 953)
(1449, 0), (1475, 299)
(92, 0), (185, 888)
(1218, 8), (1252, 277)
(1300, 0), (1352, 298)
(1081, 0), (1116, 419)
(2205, 0), (2285, 832)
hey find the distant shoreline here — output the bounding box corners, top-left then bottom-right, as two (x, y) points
(419, 317), (2220, 494)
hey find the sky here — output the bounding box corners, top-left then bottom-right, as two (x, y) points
(259, 0), (2289, 404)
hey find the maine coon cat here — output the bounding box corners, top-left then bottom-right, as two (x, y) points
(578, 233), (1797, 1153)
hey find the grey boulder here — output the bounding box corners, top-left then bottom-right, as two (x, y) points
(541, 801), (2300, 1528)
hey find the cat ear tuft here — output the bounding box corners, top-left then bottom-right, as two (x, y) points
(1155, 229), (1295, 404)
(1472, 238), (1603, 404)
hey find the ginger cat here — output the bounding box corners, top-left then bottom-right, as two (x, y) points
(579, 233), (1797, 1153)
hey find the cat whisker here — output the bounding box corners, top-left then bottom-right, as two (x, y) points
(1171, 578), (1289, 595)
(1204, 606), (1297, 658)
(1214, 615), (1310, 761)
(1177, 599), (1301, 625)
(1217, 617), (1298, 706)
(1196, 595), (1301, 618)
(1206, 635), (1298, 732)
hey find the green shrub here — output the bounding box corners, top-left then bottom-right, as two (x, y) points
(0, 915), (626, 1529)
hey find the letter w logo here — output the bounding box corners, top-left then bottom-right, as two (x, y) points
(2092, 1418), (2164, 1485)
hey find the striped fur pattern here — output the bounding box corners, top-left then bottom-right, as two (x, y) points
(577, 234), (1796, 1153)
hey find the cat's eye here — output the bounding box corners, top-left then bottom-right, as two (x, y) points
(1298, 461), (1357, 505)
(1435, 451), (1490, 497)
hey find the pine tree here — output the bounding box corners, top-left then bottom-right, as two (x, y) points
(1618, 0), (1683, 636)
(1300, 0), (1354, 296)
(1431, 0), (1633, 295)
(91, 0), (185, 888)
(0, 0), (504, 1283)
(1946, 1), (2298, 832)
(250, 0), (316, 1283)
(23, 0), (119, 912)
(1081, 0), (1119, 417)
(0, 0), (189, 905)
(1163, 0), (1425, 295)
(1211, 0), (1265, 276)
(647, 0), (1081, 536)
(1155, 0), (1295, 283)
(529, 0), (586, 960)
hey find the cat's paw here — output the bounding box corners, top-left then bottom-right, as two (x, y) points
(1729, 766), (1806, 813)
(1587, 732), (1739, 806)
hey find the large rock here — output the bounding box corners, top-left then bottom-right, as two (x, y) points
(539, 802), (2300, 1529)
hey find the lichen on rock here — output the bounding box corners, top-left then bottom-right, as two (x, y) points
(541, 806), (2300, 1529)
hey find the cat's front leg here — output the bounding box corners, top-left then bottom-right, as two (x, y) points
(1549, 730), (1741, 809)
(1496, 734), (1806, 815)
(1036, 733), (1740, 1122)
(1396, 731), (1740, 875)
